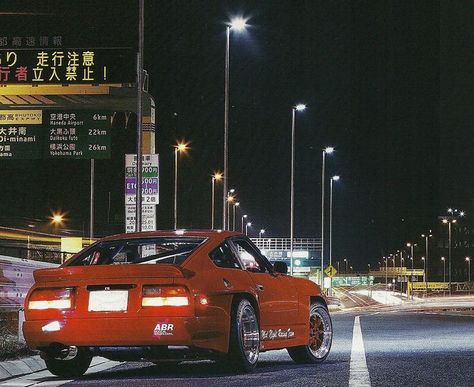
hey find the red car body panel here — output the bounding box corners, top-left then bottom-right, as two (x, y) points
(23, 230), (327, 355)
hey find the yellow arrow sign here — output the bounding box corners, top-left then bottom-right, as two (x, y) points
(324, 265), (337, 278)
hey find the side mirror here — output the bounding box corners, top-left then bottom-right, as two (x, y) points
(274, 261), (288, 274)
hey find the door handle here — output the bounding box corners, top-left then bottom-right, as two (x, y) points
(256, 284), (264, 291)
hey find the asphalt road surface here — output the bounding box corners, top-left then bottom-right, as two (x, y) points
(3, 308), (473, 386)
(60, 310), (473, 387)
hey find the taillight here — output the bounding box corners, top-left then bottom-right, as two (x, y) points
(28, 288), (75, 310)
(142, 286), (189, 307)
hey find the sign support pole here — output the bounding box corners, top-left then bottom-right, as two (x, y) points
(90, 159), (94, 242)
(135, 0), (145, 232)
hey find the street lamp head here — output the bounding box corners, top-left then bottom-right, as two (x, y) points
(50, 211), (65, 225)
(421, 257), (425, 261)
(235, 202), (240, 207)
(230, 17), (248, 31)
(227, 195), (235, 203)
(213, 172), (223, 181)
(295, 104), (306, 111)
(460, 211), (466, 217)
(452, 219), (457, 223)
(406, 242), (411, 247)
(247, 222), (252, 226)
(324, 146), (335, 154)
(441, 257), (445, 261)
(332, 175), (340, 181)
(466, 257), (470, 262)
(176, 141), (189, 153)
(243, 214), (248, 218)
(229, 188), (235, 193)
(442, 218), (448, 224)
(447, 208), (453, 214)
(260, 229), (265, 234)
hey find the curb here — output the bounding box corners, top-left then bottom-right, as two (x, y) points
(0, 355), (46, 381)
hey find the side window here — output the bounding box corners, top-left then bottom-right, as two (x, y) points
(232, 239), (270, 273)
(209, 242), (241, 269)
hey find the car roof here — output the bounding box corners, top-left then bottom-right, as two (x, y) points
(99, 229), (243, 242)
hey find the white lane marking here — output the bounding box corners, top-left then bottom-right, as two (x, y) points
(349, 316), (371, 387)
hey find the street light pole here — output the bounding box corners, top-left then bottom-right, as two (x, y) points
(466, 257), (471, 282)
(223, 25), (230, 231)
(448, 221), (452, 295)
(174, 142), (188, 230)
(441, 257), (446, 282)
(421, 232), (432, 282)
(329, 175), (339, 292)
(211, 176), (215, 229)
(233, 202), (239, 231)
(290, 104), (306, 276)
(174, 147), (178, 230)
(321, 147), (334, 285)
(241, 214), (247, 233)
(245, 222), (251, 236)
(90, 159), (94, 241)
(223, 18), (247, 231)
(135, 0), (145, 233)
(385, 257), (388, 290)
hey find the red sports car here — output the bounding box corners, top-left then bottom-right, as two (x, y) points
(23, 230), (333, 376)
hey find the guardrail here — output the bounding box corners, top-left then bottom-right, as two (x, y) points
(0, 255), (58, 312)
(0, 244), (70, 265)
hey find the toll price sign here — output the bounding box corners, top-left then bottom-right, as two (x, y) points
(125, 154), (159, 205)
(125, 205), (156, 233)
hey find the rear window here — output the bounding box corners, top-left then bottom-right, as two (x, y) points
(67, 237), (207, 266)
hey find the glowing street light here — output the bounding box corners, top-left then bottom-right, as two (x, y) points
(50, 212), (65, 225)
(174, 141), (189, 229)
(259, 229), (265, 238)
(223, 17), (249, 231)
(230, 17), (248, 31)
(290, 103), (307, 276)
(211, 172), (223, 229)
(245, 222), (252, 236)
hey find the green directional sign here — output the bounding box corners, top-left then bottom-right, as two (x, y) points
(0, 109), (111, 159)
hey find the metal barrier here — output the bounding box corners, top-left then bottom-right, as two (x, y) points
(0, 255), (58, 312)
(0, 244), (67, 265)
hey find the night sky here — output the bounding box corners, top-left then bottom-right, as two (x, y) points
(1, 1), (472, 269)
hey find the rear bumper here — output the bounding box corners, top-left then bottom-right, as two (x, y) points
(24, 315), (228, 353)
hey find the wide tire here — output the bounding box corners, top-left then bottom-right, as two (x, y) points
(287, 301), (332, 364)
(227, 298), (260, 372)
(44, 347), (92, 378)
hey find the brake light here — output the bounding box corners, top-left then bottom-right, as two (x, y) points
(142, 286), (189, 307)
(28, 288), (75, 310)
